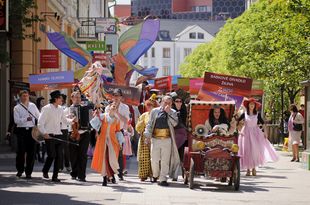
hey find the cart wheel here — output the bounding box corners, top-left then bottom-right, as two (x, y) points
(189, 158), (194, 189)
(233, 159), (240, 191)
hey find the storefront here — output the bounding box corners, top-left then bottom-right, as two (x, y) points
(301, 80), (310, 170)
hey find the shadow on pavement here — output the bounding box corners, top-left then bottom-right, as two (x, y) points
(0, 189), (102, 205)
(110, 184), (143, 193)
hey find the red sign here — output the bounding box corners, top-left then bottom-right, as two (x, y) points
(198, 72), (253, 108)
(40, 50), (59, 69)
(0, 0), (8, 31)
(154, 76), (172, 92)
(200, 72), (252, 97)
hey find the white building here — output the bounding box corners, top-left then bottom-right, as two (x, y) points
(131, 20), (225, 82)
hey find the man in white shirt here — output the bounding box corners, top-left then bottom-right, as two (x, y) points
(38, 90), (74, 182)
(13, 90), (40, 179)
(105, 88), (130, 180)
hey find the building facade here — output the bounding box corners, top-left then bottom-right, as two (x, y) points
(131, 0), (246, 20)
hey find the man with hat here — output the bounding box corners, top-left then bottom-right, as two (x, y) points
(38, 90), (74, 182)
(105, 88), (130, 180)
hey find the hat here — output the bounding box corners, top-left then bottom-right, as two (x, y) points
(145, 94), (158, 107)
(243, 98), (261, 109)
(112, 88), (123, 96)
(50, 90), (62, 99)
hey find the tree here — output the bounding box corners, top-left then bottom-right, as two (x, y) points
(0, 0), (43, 64)
(180, 0), (310, 108)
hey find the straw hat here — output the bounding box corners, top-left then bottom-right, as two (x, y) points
(243, 98), (261, 109)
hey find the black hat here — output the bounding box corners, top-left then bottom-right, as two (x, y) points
(112, 88), (123, 96)
(50, 90), (62, 99)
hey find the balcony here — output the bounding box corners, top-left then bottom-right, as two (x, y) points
(75, 17), (98, 42)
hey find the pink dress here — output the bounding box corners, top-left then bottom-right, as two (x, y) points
(238, 113), (278, 170)
(123, 130), (133, 156)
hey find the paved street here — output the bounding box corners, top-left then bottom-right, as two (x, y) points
(1, 149), (310, 205)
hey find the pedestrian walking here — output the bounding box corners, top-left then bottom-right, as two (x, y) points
(288, 104), (304, 162)
(14, 90), (40, 179)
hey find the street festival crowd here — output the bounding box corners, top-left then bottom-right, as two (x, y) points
(9, 81), (305, 187)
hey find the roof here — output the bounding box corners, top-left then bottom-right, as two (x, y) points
(158, 19), (226, 40)
(175, 25), (198, 38)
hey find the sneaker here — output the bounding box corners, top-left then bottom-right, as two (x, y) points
(159, 181), (169, 186)
(25, 175), (32, 179)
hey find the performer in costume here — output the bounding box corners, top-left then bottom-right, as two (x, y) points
(14, 90), (40, 179)
(238, 98), (278, 176)
(136, 94), (158, 181)
(91, 103), (122, 186)
(205, 105), (236, 135)
(105, 89), (130, 181)
(68, 91), (92, 182)
(38, 90), (74, 182)
(144, 95), (180, 186)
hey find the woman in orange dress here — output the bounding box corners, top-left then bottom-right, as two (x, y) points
(91, 104), (123, 186)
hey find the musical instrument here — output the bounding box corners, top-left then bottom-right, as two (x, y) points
(69, 104), (91, 141)
(71, 121), (80, 141)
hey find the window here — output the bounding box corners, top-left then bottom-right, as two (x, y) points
(162, 66), (170, 76)
(151, 47), (155, 57)
(189, 32), (196, 39)
(163, 48), (170, 58)
(184, 48), (192, 58)
(198, 33), (204, 39)
(144, 51), (148, 57)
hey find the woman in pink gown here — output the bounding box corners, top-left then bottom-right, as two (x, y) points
(238, 98), (278, 176)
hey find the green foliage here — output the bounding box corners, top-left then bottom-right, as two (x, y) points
(180, 0), (310, 118)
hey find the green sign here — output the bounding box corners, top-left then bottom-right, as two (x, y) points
(86, 41), (106, 51)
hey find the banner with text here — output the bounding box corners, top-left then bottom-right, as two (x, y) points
(198, 72), (253, 108)
(103, 84), (142, 106)
(154, 76), (172, 92)
(40, 50), (60, 69)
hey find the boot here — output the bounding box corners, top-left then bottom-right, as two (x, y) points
(102, 176), (107, 186)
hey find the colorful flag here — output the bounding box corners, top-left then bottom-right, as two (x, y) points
(115, 19), (160, 85)
(47, 32), (92, 67)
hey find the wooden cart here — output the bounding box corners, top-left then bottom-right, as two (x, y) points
(183, 100), (240, 190)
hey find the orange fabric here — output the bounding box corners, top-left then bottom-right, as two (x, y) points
(120, 40), (137, 54)
(91, 115), (121, 174)
(115, 54), (129, 85)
